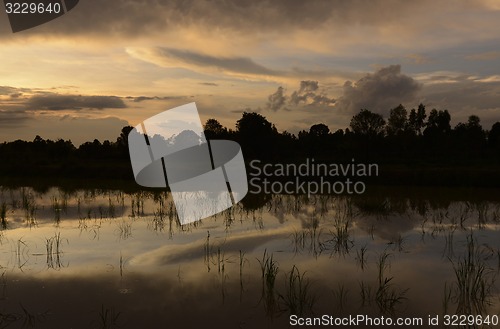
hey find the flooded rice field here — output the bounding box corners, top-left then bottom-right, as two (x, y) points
(0, 187), (499, 328)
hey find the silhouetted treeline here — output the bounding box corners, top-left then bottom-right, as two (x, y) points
(0, 104), (499, 187)
(204, 104), (500, 186)
(205, 104), (500, 164)
(0, 126), (134, 181)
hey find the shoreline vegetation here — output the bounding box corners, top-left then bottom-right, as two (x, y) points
(1, 104), (499, 190)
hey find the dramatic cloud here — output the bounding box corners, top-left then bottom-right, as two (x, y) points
(0, 115), (129, 145)
(2, 0), (497, 42)
(290, 80), (335, 107)
(26, 94), (126, 111)
(465, 51), (500, 61)
(290, 81), (318, 105)
(418, 73), (500, 127)
(0, 0), (405, 37)
(266, 86), (287, 112)
(336, 65), (422, 115)
(0, 86), (32, 96)
(1, 1), (499, 144)
(124, 96), (187, 103)
(0, 109), (31, 127)
(127, 47), (279, 78)
(265, 80), (335, 112)
(404, 53), (433, 65)
(1, 0), (498, 68)
(0, 86), (19, 95)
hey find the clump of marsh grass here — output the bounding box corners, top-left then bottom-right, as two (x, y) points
(324, 218), (353, 256)
(15, 237), (29, 271)
(333, 283), (348, 313)
(442, 228), (456, 259)
(356, 245), (368, 271)
(450, 234), (496, 315)
(21, 192), (37, 228)
(46, 232), (67, 269)
(257, 249), (280, 317)
(375, 251), (407, 315)
(1, 202), (7, 229)
(20, 303), (48, 327)
(119, 253), (126, 278)
(279, 265), (315, 316)
(150, 193), (166, 232)
(0, 271), (6, 300)
(290, 224), (324, 256)
(359, 281), (372, 307)
(115, 221), (132, 241)
(52, 196), (61, 224)
(442, 282), (453, 315)
(108, 195), (116, 218)
(96, 305), (121, 329)
(239, 250), (248, 300)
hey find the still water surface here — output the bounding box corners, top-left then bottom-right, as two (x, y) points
(0, 187), (499, 328)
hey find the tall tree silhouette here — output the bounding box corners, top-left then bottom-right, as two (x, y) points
(489, 122), (500, 149)
(350, 109), (386, 136)
(424, 109), (451, 135)
(387, 104), (408, 136)
(309, 123), (330, 137)
(204, 118), (228, 139)
(236, 112), (277, 159)
(408, 103), (426, 136)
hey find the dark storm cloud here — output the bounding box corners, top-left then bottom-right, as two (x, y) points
(26, 94), (127, 110)
(1, 0), (461, 39)
(336, 65), (422, 115)
(0, 0), (379, 37)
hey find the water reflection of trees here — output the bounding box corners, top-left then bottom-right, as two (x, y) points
(0, 187), (499, 322)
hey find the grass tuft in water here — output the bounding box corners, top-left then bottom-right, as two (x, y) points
(257, 249), (280, 317)
(46, 232), (67, 269)
(375, 251), (407, 315)
(0, 202), (7, 229)
(450, 234), (495, 315)
(280, 265), (315, 316)
(333, 283), (348, 313)
(356, 245), (368, 271)
(96, 305), (121, 329)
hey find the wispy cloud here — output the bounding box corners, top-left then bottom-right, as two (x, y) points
(404, 53), (434, 65)
(465, 51), (500, 61)
(26, 94), (126, 111)
(126, 47), (280, 79)
(0, 109), (32, 127)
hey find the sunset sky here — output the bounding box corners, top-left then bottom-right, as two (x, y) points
(1, 0), (500, 145)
